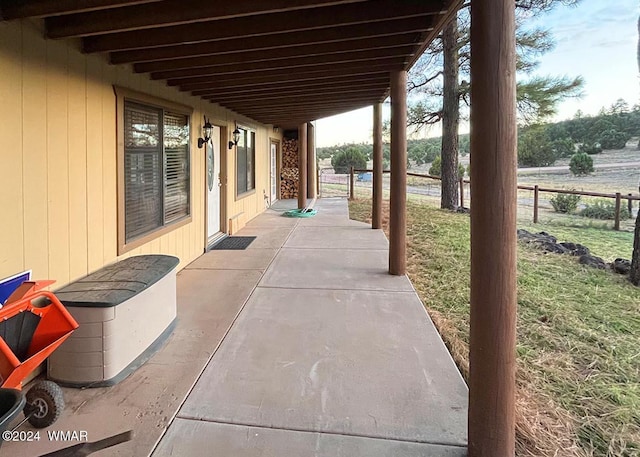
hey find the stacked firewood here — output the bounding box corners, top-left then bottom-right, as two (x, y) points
(281, 138), (298, 199)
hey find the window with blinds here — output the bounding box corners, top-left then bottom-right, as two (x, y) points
(124, 101), (190, 243)
(236, 128), (255, 195)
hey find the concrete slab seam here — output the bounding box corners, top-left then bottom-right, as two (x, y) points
(173, 416), (468, 449)
(255, 285), (416, 293)
(148, 216), (301, 456)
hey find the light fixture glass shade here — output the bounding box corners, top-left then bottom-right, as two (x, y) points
(203, 123), (213, 141)
(232, 128), (241, 145)
(198, 116), (214, 148)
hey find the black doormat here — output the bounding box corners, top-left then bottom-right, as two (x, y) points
(209, 236), (256, 250)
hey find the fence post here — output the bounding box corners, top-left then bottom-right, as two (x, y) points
(614, 192), (621, 231)
(533, 185), (539, 224)
(459, 177), (465, 208)
(349, 166), (355, 200)
(628, 194), (633, 217)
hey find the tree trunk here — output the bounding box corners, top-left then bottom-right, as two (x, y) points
(631, 205), (640, 285)
(441, 17), (460, 210)
(632, 16), (640, 282)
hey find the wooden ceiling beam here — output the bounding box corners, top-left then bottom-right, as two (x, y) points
(206, 83), (390, 103)
(172, 60), (404, 88)
(134, 34), (418, 73)
(234, 101), (376, 112)
(110, 16), (431, 64)
(180, 69), (390, 91)
(83, 1), (444, 53)
(405, 0), (463, 70)
(230, 105), (378, 115)
(261, 105), (373, 122)
(153, 47), (414, 81)
(224, 93), (384, 110)
(210, 88), (384, 108)
(0, 0), (158, 19)
(226, 100), (381, 114)
(193, 75), (390, 97)
(46, 0), (366, 38)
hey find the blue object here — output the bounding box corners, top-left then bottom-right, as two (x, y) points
(357, 172), (372, 182)
(0, 270), (31, 305)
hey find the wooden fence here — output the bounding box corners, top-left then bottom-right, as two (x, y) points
(350, 168), (640, 231)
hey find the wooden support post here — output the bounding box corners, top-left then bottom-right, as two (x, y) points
(307, 122), (317, 199)
(372, 102), (383, 229)
(389, 70), (407, 276)
(459, 177), (465, 208)
(533, 185), (539, 224)
(349, 166), (355, 200)
(628, 194), (633, 218)
(615, 192), (622, 231)
(298, 123), (308, 209)
(469, 0), (517, 455)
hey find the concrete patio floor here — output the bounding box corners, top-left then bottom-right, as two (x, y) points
(5, 198), (467, 456)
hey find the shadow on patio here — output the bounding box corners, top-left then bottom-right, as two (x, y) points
(6, 198), (467, 457)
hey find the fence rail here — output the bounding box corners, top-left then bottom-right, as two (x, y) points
(350, 168), (639, 231)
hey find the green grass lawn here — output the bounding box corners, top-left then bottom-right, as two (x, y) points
(518, 222), (635, 262)
(349, 198), (640, 457)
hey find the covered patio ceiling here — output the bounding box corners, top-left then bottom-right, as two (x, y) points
(0, 0), (460, 128)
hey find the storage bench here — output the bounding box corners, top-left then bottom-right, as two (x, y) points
(48, 255), (179, 387)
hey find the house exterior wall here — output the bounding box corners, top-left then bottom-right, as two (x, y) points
(0, 19), (281, 286)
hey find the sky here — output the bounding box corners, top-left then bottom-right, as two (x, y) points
(315, 0), (639, 147)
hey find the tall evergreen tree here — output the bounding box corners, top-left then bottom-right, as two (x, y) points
(440, 18), (460, 209)
(409, 1), (583, 209)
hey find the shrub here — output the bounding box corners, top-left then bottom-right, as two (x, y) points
(598, 129), (630, 150)
(580, 199), (631, 220)
(578, 142), (602, 155)
(569, 152), (594, 176)
(517, 126), (558, 167)
(429, 156), (465, 178)
(550, 192), (581, 213)
(429, 156), (441, 176)
(331, 147), (367, 174)
(551, 137), (575, 158)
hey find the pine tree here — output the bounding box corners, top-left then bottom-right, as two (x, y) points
(408, 1), (583, 210)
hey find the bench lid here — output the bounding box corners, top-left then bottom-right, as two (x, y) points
(55, 255), (179, 308)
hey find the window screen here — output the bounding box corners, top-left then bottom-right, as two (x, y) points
(124, 101), (190, 242)
(236, 128), (255, 195)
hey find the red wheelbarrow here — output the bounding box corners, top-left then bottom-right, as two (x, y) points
(0, 280), (78, 429)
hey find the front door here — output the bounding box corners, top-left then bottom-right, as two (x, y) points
(207, 126), (222, 241)
(270, 141), (278, 204)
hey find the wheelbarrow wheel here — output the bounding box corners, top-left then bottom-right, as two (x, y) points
(24, 381), (64, 428)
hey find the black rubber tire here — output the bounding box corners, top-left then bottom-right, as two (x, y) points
(25, 381), (65, 428)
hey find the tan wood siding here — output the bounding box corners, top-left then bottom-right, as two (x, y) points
(21, 22), (49, 280)
(0, 19), (282, 287)
(0, 21), (24, 279)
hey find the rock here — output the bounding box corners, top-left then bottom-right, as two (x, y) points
(456, 206), (470, 214)
(537, 232), (557, 244)
(533, 240), (569, 254)
(518, 230), (558, 245)
(612, 258), (631, 275)
(559, 242), (590, 256)
(517, 228), (532, 238)
(579, 254), (608, 270)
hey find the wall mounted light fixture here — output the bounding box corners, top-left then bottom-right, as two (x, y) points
(228, 126), (241, 149)
(198, 116), (213, 149)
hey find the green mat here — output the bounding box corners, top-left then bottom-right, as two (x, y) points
(282, 208), (317, 218)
